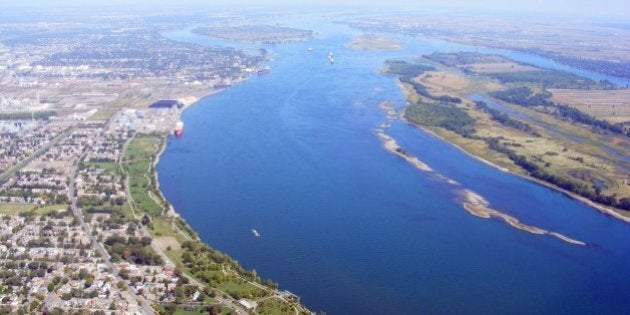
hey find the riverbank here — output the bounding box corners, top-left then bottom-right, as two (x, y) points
(405, 118), (630, 224)
(154, 19), (630, 314)
(375, 103), (587, 246)
(125, 132), (311, 314)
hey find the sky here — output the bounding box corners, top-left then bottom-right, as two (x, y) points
(1, 0), (629, 18)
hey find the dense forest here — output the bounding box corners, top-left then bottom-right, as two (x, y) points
(490, 86), (553, 107)
(405, 101), (476, 138)
(384, 60), (434, 81)
(554, 104), (629, 136)
(104, 234), (163, 265)
(486, 70), (614, 89)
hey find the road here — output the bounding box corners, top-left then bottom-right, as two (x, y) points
(121, 135), (249, 315)
(68, 144), (155, 315)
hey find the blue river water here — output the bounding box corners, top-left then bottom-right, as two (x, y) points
(158, 20), (630, 314)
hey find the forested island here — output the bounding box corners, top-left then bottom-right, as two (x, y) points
(193, 25), (314, 44)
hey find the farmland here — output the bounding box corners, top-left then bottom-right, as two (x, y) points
(549, 89), (630, 123)
(463, 62), (539, 73)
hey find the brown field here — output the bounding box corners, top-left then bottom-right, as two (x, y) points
(420, 71), (470, 92)
(462, 62), (539, 73)
(154, 236), (181, 251)
(548, 89), (630, 122)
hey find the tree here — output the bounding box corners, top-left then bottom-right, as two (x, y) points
(117, 280), (126, 290)
(163, 303), (177, 315)
(140, 236), (152, 247)
(141, 214), (151, 226)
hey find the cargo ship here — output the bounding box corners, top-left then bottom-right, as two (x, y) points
(174, 121), (184, 137)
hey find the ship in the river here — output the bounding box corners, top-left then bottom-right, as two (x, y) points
(257, 67), (271, 75)
(174, 121), (184, 137)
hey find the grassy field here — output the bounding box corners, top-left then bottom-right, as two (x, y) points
(216, 279), (267, 300)
(257, 297), (295, 315)
(150, 217), (188, 244)
(421, 71), (471, 92)
(123, 135), (165, 217)
(548, 88), (630, 123)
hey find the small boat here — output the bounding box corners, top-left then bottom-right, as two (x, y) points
(307, 47), (313, 52)
(252, 229), (261, 237)
(257, 67), (271, 75)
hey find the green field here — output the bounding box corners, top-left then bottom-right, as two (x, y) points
(150, 217), (188, 243)
(123, 135), (165, 217)
(257, 297), (295, 315)
(216, 280), (267, 300)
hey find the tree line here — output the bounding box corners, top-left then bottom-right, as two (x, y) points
(490, 86), (628, 136)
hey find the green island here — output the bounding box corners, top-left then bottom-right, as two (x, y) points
(383, 53), (630, 219)
(192, 25), (314, 44)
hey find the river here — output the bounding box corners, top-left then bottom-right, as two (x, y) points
(157, 17), (630, 314)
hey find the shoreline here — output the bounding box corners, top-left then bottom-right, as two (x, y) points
(400, 117), (630, 224)
(146, 80), (311, 312)
(375, 102), (586, 246)
(461, 190), (586, 246)
(375, 127), (586, 246)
